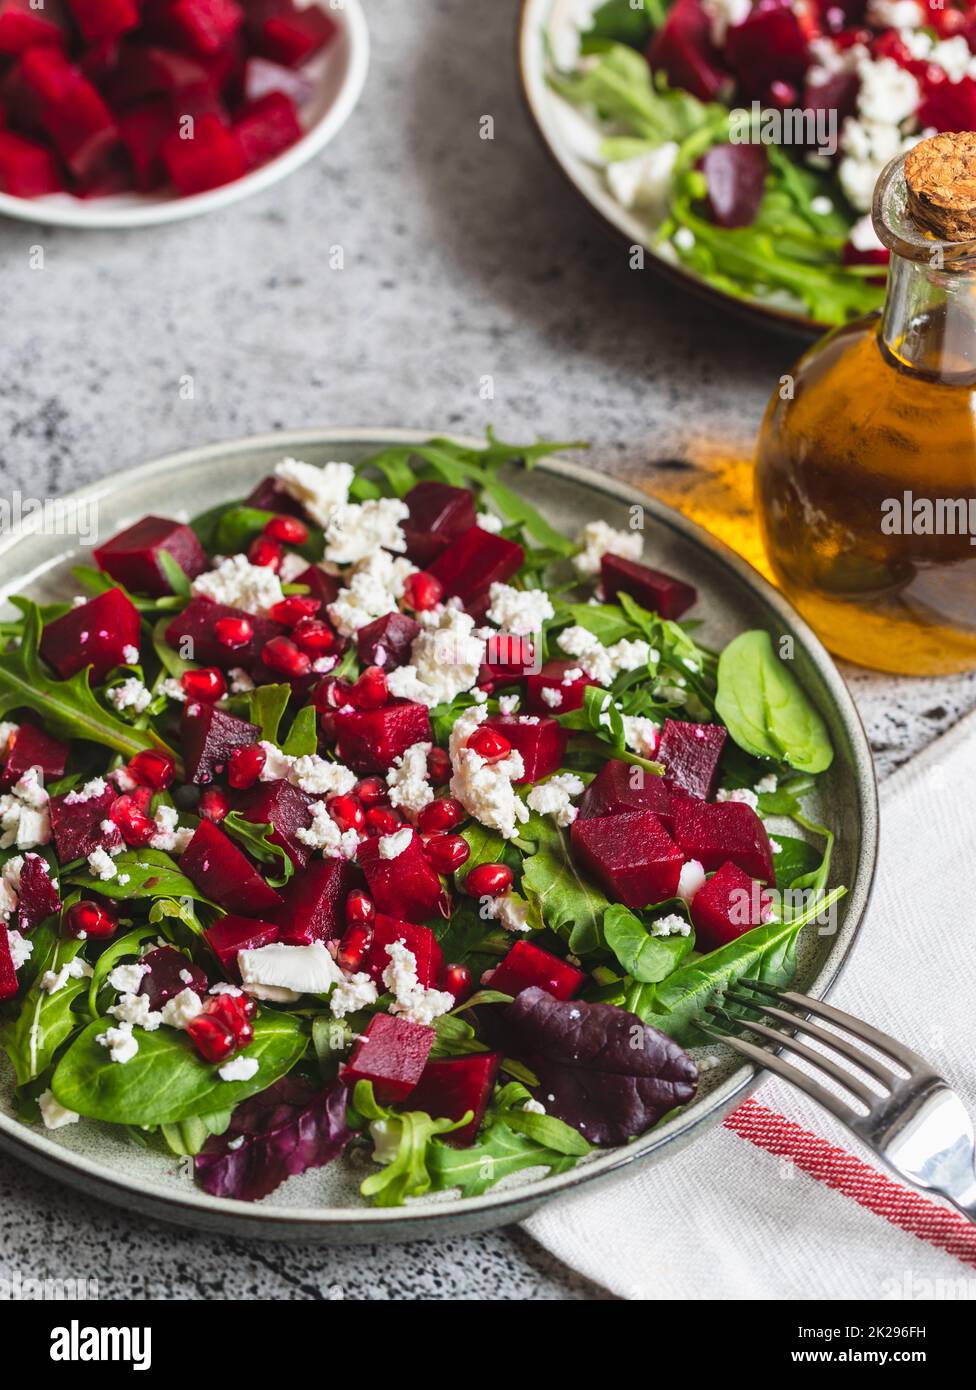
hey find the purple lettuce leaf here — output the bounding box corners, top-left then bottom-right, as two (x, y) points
(195, 1075), (351, 1201)
(496, 987), (698, 1147)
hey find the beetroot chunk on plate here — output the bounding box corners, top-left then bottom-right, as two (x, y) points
(0, 130), (63, 196)
(294, 565), (340, 610)
(49, 782), (122, 863)
(247, 0), (338, 67)
(163, 0), (243, 55)
(0, 927), (17, 1002)
(0, 723), (68, 790)
(723, 0), (808, 94)
(490, 939), (585, 1002)
(244, 474), (306, 518)
(578, 758), (673, 828)
(93, 515), (208, 597)
(358, 834), (444, 925)
(483, 714), (567, 784)
(356, 611), (420, 671)
(18, 47), (120, 182)
(363, 914), (444, 989)
(234, 90), (301, 168)
(182, 703), (259, 784)
(117, 98), (175, 191)
(408, 1053), (501, 1147)
(164, 596), (286, 673)
(525, 659), (597, 715)
(64, 0), (138, 44)
(137, 945), (207, 1009)
(401, 481), (477, 568)
(646, 0), (728, 102)
(179, 818), (283, 916)
(571, 810), (683, 909)
(691, 861), (773, 952)
(342, 1013), (434, 1105)
(0, 0), (68, 54)
(672, 798), (775, 883)
(40, 588), (140, 682)
(161, 112), (246, 194)
(14, 854), (61, 932)
(205, 914), (279, 974)
(426, 527), (524, 607)
(334, 702), (432, 774)
(600, 552), (697, 621)
(275, 858), (354, 946)
(237, 778), (313, 870)
(657, 718), (727, 801)
(702, 143), (768, 229)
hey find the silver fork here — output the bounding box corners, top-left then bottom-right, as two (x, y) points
(700, 980), (976, 1224)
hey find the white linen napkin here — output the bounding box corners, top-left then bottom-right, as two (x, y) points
(524, 711), (976, 1300)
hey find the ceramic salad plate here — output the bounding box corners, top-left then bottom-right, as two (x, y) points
(0, 429), (877, 1241)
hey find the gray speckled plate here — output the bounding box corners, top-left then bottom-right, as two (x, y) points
(0, 429), (877, 1242)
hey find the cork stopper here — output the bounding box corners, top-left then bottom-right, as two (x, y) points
(904, 132), (976, 241)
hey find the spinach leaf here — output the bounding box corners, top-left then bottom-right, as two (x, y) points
(282, 705), (317, 757)
(603, 904), (693, 983)
(87, 925), (158, 1016)
(771, 833), (822, 889)
(519, 813), (608, 955)
(66, 848), (209, 902)
(456, 823), (512, 891)
(715, 629), (833, 773)
(52, 1012), (308, 1125)
(247, 683), (291, 744)
(582, 0), (657, 48)
(0, 936), (88, 1086)
(222, 812), (294, 887)
(214, 506), (323, 562)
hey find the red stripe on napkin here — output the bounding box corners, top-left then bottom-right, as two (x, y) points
(725, 1098), (976, 1268)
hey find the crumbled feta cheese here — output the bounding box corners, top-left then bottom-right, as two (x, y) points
(622, 715), (660, 759)
(573, 520), (643, 577)
(7, 928), (31, 971)
(218, 1055), (259, 1082)
(324, 497), (409, 565)
(159, 677), (186, 703)
(498, 694), (520, 715)
(929, 35), (976, 84)
(866, 0), (923, 25)
(329, 971), (378, 1019)
(106, 678), (153, 714)
(769, 838), (783, 855)
(526, 773), (584, 828)
(701, 0), (750, 45)
(192, 553), (285, 616)
(274, 457), (354, 527)
(540, 686), (563, 709)
(856, 53), (920, 125)
(557, 625), (651, 686)
(522, 1098), (546, 1115)
(109, 992), (163, 1031)
(754, 773), (778, 795)
(327, 549), (417, 636)
(0, 876), (17, 921)
(476, 511), (503, 533)
(651, 912), (692, 938)
(96, 1020), (139, 1064)
(809, 195), (834, 217)
(387, 606), (486, 708)
(238, 941), (343, 1001)
(122, 644), (140, 665)
(483, 894), (532, 933)
(385, 742), (433, 819)
(378, 826), (413, 860)
(161, 987), (205, 1030)
(0, 767), (51, 850)
(0, 722), (18, 755)
(148, 803), (193, 854)
(675, 861), (706, 905)
(295, 801), (360, 859)
(228, 667), (255, 693)
(86, 847), (118, 881)
(448, 705), (528, 840)
(717, 786), (759, 810)
(41, 956), (92, 994)
(107, 962), (149, 994)
(605, 143), (678, 218)
(258, 742), (357, 797)
(38, 1089), (80, 1130)
(486, 582), (554, 636)
(673, 227), (696, 252)
(382, 940), (454, 1026)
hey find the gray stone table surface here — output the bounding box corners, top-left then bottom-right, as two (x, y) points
(1, 0), (974, 1301)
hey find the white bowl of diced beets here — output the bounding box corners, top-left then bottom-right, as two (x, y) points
(0, 0), (369, 228)
(0, 434), (845, 1207)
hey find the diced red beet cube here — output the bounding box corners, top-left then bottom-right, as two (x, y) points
(334, 702), (432, 774)
(234, 89), (300, 168)
(489, 939), (585, 1001)
(242, 54), (314, 106)
(702, 142), (768, 229)
(478, 634), (535, 689)
(0, 926), (17, 1002)
(161, 111), (245, 193)
(525, 659), (597, 715)
(401, 481), (477, 567)
(359, 834), (444, 925)
(138, 944), (207, 1008)
(426, 527), (525, 608)
(363, 913), (444, 990)
(170, 76), (229, 124)
(691, 860), (773, 952)
(0, 0), (67, 54)
(600, 553), (697, 621)
(356, 611), (420, 671)
(0, 130), (62, 196)
(243, 473), (306, 518)
(117, 98), (175, 189)
(295, 564), (340, 610)
(672, 799), (775, 883)
(247, 0), (337, 67)
(408, 1053), (501, 1146)
(102, 42), (210, 105)
(164, 596), (287, 673)
(1, 723), (68, 790)
(483, 714), (567, 784)
(920, 76), (976, 133)
(162, 0), (243, 55)
(237, 778), (313, 870)
(724, 0), (809, 95)
(40, 588), (140, 683)
(571, 810), (683, 908)
(578, 758), (673, 827)
(18, 48), (120, 181)
(647, 0), (729, 101)
(50, 782), (123, 863)
(342, 1012), (434, 1105)
(93, 514), (208, 596)
(205, 913), (279, 973)
(65, 0), (138, 43)
(179, 818), (283, 916)
(657, 718), (727, 800)
(14, 854), (61, 932)
(182, 703), (259, 784)
(274, 858), (353, 945)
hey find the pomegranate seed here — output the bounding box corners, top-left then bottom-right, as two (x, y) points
(424, 833), (470, 874)
(206, 993), (254, 1046)
(65, 900), (117, 939)
(441, 962), (473, 1004)
(351, 666), (388, 710)
(329, 793), (365, 833)
(228, 743), (266, 790)
(264, 514), (309, 545)
(345, 889), (375, 926)
(248, 535), (283, 570)
(128, 785), (153, 813)
(418, 797), (464, 833)
(127, 749), (175, 790)
(402, 571), (444, 612)
(262, 637), (312, 678)
(465, 862), (513, 897)
(109, 795), (156, 847)
(187, 1013), (236, 1063)
(313, 676), (352, 712)
(337, 921), (373, 972)
(427, 747), (451, 785)
(365, 806), (400, 836)
(214, 616), (253, 650)
(199, 787), (231, 823)
(268, 595), (320, 626)
(467, 726), (511, 762)
(181, 667), (226, 703)
(355, 777), (386, 808)
(293, 618), (335, 656)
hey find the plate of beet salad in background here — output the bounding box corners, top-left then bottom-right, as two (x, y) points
(0, 0), (369, 227)
(0, 429), (876, 1238)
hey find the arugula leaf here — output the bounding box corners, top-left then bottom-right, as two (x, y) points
(428, 1119), (579, 1197)
(0, 936), (87, 1086)
(222, 812), (294, 887)
(603, 904), (693, 983)
(66, 848), (208, 902)
(519, 813), (608, 955)
(0, 602), (177, 767)
(581, 0), (658, 48)
(160, 1110), (233, 1157)
(282, 705), (317, 757)
(364, 446), (418, 498)
(155, 550), (192, 598)
(559, 683), (627, 754)
(247, 684), (291, 743)
(353, 1081), (470, 1207)
(716, 630), (833, 773)
(489, 1081), (592, 1156)
(69, 566), (184, 615)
